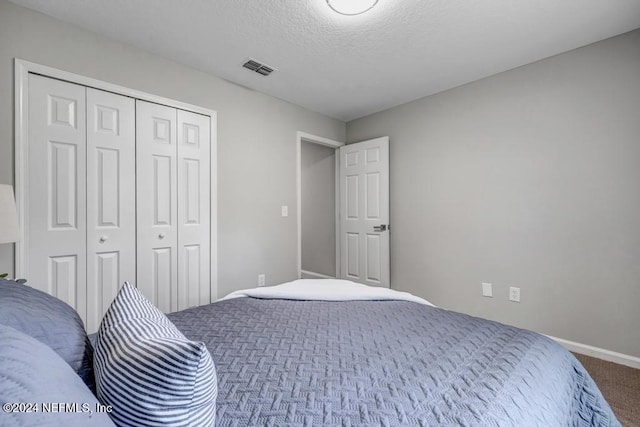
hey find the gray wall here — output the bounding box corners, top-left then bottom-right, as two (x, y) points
(301, 141), (336, 277)
(0, 0), (346, 296)
(347, 30), (640, 357)
(2, 0), (638, 358)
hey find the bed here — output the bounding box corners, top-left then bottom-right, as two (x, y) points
(0, 278), (619, 426)
(166, 279), (619, 426)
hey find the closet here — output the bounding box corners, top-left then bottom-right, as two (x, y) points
(24, 73), (213, 332)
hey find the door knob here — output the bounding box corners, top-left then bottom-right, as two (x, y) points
(99, 235), (108, 243)
(373, 224), (387, 232)
(158, 232), (166, 239)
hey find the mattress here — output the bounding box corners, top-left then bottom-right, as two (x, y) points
(166, 281), (619, 426)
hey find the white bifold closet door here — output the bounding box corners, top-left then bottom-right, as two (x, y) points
(28, 75), (88, 318)
(177, 110), (211, 310)
(27, 74), (136, 330)
(85, 88), (136, 332)
(136, 101), (210, 313)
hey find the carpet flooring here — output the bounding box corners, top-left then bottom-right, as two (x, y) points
(573, 353), (640, 427)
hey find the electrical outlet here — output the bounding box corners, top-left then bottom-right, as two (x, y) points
(482, 282), (493, 297)
(258, 274), (266, 287)
(281, 205), (288, 217)
(509, 286), (521, 302)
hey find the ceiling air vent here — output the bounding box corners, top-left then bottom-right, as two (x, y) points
(242, 58), (275, 76)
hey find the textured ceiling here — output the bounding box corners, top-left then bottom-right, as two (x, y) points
(9, 0), (640, 121)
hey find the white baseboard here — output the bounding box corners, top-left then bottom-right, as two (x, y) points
(300, 270), (335, 280)
(545, 334), (640, 369)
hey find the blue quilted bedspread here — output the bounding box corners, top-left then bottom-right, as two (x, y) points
(167, 298), (619, 426)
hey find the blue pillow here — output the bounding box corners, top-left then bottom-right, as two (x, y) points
(0, 278), (94, 390)
(0, 324), (115, 427)
(94, 282), (217, 426)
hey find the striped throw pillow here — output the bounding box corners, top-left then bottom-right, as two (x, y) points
(94, 282), (217, 426)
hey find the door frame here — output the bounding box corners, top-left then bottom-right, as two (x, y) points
(14, 58), (219, 299)
(296, 131), (344, 279)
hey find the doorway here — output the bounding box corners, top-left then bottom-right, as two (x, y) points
(296, 132), (344, 279)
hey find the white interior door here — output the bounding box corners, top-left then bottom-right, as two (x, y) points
(86, 88), (136, 332)
(27, 74), (88, 319)
(136, 100), (178, 312)
(339, 137), (390, 287)
(177, 110), (211, 310)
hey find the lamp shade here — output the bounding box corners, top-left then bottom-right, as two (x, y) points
(0, 184), (19, 244)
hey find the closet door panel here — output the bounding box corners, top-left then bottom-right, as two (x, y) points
(27, 74), (87, 321)
(177, 110), (210, 310)
(86, 88), (136, 333)
(136, 100), (178, 312)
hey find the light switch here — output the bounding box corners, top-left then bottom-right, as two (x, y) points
(281, 205), (288, 217)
